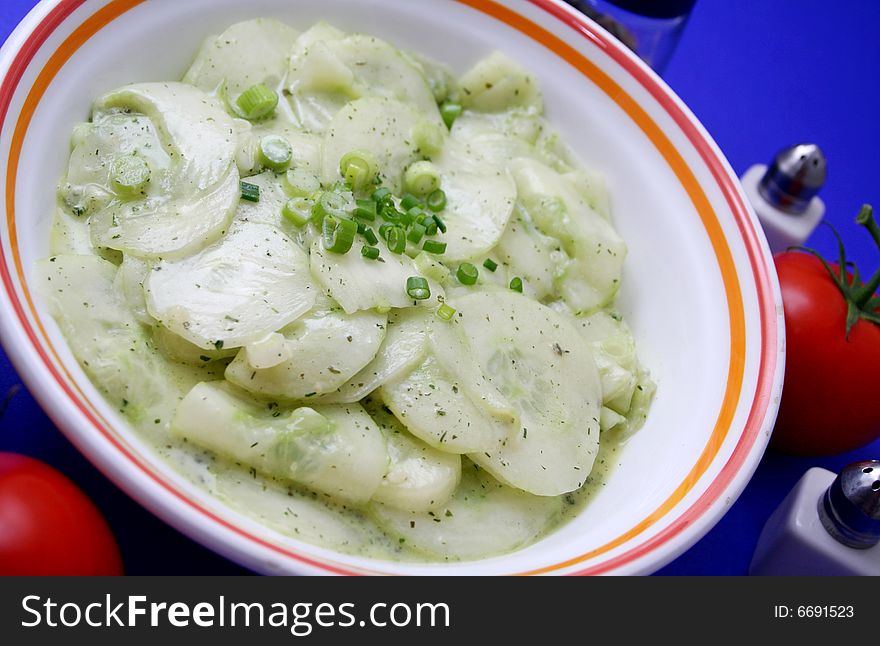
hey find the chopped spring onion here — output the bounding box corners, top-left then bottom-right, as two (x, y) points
(437, 303), (456, 321)
(423, 240), (447, 255)
(235, 83), (278, 120)
(361, 245), (381, 260)
(378, 222), (395, 239)
(509, 276), (523, 293)
(440, 101), (463, 129)
(372, 187), (392, 204)
(412, 121), (444, 156)
(386, 226), (406, 254)
(240, 181), (261, 202)
(432, 214), (447, 233)
(413, 210), (430, 226)
(424, 219), (438, 236)
(407, 223), (426, 244)
(282, 197), (312, 227)
(340, 150), (379, 192)
(406, 276), (431, 301)
(399, 208), (415, 227)
(354, 199), (377, 221)
(258, 135), (292, 171)
(400, 193), (423, 211)
(415, 251), (451, 283)
(311, 191), (349, 224)
(110, 155), (151, 196)
(483, 258), (498, 272)
(322, 216), (358, 254)
(283, 167), (321, 198)
(380, 203), (402, 223)
(426, 189), (447, 212)
(403, 160), (441, 196)
(363, 226), (379, 246)
(456, 262), (478, 285)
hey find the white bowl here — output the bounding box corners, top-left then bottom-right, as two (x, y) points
(0, 0), (784, 575)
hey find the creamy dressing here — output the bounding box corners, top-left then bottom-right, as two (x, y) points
(41, 18), (652, 564)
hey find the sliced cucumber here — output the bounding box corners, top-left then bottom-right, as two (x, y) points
(152, 324), (237, 366)
(451, 109), (547, 151)
(211, 468), (383, 555)
(59, 111), (168, 219)
(309, 237), (444, 314)
(510, 157), (626, 314)
(459, 51), (542, 113)
(256, 125), (323, 175)
(229, 170), (289, 230)
(144, 221), (315, 350)
(401, 49), (458, 103)
(243, 332), (290, 369)
(600, 405), (626, 432)
(371, 462), (563, 561)
(379, 354), (511, 454)
(320, 97), (423, 193)
(111, 254), (152, 325)
(571, 309), (655, 428)
(36, 255), (219, 437)
(367, 401), (461, 512)
(439, 291), (602, 496)
(287, 30), (439, 132)
(225, 294), (387, 400)
(88, 83), (239, 259)
(429, 315), (519, 427)
(49, 207), (94, 257)
(563, 167), (611, 220)
(319, 308), (430, 404)
(429, 139), (516, 262)
(183, 18), (299, 96)
(94, 82), (236, 198)
(494, 202), (562, 301)
(325, 35), (439, 118)
(171, 381), (388, 503)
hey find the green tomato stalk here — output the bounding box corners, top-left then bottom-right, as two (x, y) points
(792, 204), (880, 338)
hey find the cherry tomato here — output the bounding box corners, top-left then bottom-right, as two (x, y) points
(771, 206), (880, 456)
(0, 452), (123, 575)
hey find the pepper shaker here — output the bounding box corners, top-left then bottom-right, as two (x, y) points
(749, 460), (880, 575)
(740, 143), (827, 254)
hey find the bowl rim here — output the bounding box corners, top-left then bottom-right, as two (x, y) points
(0, 0), (785, 575)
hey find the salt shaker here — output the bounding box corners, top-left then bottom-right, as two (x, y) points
(749, 460), (880, 575)
(740, 144), (827, 254)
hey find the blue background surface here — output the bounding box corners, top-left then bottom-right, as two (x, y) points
(0, 0), (877, 575)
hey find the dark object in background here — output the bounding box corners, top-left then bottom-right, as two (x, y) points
(564, 0), (696, 73)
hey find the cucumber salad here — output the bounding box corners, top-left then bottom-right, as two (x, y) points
(39, 19), (654, 562)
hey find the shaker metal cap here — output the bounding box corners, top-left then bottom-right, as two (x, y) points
(758, 143), (827, 215)
(817, 460), (880, 549)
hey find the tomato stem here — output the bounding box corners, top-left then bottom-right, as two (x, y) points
(856, 204), (880, 249)
(853, 206), (880, 309)
(790, 204), (880, 339)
